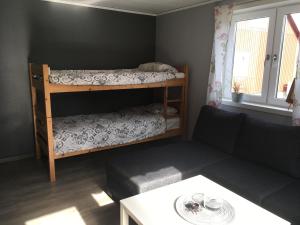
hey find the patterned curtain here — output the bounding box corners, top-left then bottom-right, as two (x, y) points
(293, 54), (300, 125)
(207, 2), (234, 107)
(290, 41), (300, 126)
(294, 78), (300, 126)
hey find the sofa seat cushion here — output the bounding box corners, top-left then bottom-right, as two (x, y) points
(235, 117), (300, 178)
(261, 181), (300, 225)
(193, 105), (245, 154)
(202, 158), (294, 204)
(106, 141), (230, 200)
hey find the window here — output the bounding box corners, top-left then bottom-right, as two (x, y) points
(224, 4), (300, 108)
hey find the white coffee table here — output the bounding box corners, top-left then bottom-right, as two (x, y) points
(120, 175), (290, 225)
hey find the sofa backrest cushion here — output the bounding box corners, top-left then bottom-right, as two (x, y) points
(193, 105), (246, 154)
(235, 117), (300, 178)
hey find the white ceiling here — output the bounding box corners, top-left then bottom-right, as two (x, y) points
(44, 0), (222, 16)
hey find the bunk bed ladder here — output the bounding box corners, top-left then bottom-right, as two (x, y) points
(163, 66), (188, 137)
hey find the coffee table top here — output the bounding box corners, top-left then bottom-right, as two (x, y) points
(120, 175), (290, 225)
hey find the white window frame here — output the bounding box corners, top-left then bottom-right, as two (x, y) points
(224, 9), (277, 104)
(224, 3), (300, 109)
(268, 4), (300, 107)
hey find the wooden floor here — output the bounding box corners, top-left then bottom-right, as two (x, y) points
(0, 151), (120, 225)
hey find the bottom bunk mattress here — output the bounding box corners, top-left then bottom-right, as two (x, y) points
(53, 104), (180, 155)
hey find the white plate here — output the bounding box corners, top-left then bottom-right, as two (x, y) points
(175, 193), (235, 225)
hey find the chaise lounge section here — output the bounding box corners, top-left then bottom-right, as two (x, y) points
(106, 105), (300, 225)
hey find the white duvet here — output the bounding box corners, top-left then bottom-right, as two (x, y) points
(53, 104), (180, 155)
(49, 69), (184, 86)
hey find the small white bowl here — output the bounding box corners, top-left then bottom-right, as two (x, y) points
(204, 197), (223, 210)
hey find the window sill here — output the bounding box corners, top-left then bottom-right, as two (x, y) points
(221, 99), (292, 117)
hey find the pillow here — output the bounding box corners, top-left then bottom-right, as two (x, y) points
(145, 103), (178, 115)
(156, 63), (178, 74)
(235, 117), (300, 178)
(138, 62), (156, 72)
(193, 105), (246, 154)
(138, 62), (178, 74)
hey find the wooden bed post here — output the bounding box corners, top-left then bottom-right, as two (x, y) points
(182, 65), (189, 139)
(42, 64), (56, 182)
(29, 64), (41, 160)
(163, 85), (168, 118)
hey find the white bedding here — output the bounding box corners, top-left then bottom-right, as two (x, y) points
(49, 69), (184, 86)
(53, 104), (180, 155)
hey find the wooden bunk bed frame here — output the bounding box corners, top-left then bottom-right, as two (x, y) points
(29, 63), (189, 182)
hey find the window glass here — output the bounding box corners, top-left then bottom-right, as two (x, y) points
(276, 13), (299, 99)
(232, 18), (270, 96)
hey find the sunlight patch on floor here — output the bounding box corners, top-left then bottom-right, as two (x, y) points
(25, 207), (86, 225)
(91, 191), (114, 207)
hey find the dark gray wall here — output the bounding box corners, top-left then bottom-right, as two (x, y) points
(156, 4), (215, 137)
(156, 3), (292, 137)
(30, 1), (155, 69)
(0, 0), (33, 161)
(51, 89), (154, 117)
(0, 0), (155, 160)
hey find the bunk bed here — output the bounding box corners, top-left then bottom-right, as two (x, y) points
(29, 63), (189, 182)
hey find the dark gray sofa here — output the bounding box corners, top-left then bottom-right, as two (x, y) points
(106, 105), (300, 225)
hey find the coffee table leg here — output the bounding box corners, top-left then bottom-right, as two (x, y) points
(120, 205), (129, 225)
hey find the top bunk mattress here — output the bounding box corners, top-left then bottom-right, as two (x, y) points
(49, 69), (185, 86)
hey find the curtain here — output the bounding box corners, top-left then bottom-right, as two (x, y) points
(207, 2), (234, 107)
(291, 41), (300, 126)
(293, 78), (300, 126)
(293, 54), (300, 125)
